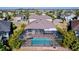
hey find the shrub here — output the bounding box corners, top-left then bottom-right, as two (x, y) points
(0, 40), (11, 51)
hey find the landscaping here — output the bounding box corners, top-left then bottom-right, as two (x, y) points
(57, 27), (79, 51)
(8, 24), (26, 50)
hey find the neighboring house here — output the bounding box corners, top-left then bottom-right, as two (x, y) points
(0, 11), (2, 13)
(12, 14), (27, 26)
(3, 12), (7, 18)
(53, 19), (68, 31)
(65, 14), (76, 23)
(69, 20), (79, 36)
(0, 18), (3, 20)
(8, 11), (13, 16)
(60, 13), (76, 23)
(0, 20), (13, 41)
(77, 16), (79, 20)
(29, 14), (52, 23)
(25, 19), (58, 36)
(13, 14), (26, 22)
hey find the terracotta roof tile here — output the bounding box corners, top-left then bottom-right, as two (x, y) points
(25, 19), (55, 29)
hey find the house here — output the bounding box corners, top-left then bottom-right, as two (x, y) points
(25, 19), (58, 36)
(65, 14), (76, 23)
(0, 20), (13, 41)
(13, 14), (26, 22)
(28, 14), (52, 23)
(53, 19), (68, 31)
(60, 13), (76, 23)
(69, 20), (79, 36)
(12, 14), (27, 26)
(76, 16), (79, 20)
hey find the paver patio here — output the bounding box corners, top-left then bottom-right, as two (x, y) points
(15, 47), (70, 51)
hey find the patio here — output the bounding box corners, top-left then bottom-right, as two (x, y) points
(15, 47), (70, 51)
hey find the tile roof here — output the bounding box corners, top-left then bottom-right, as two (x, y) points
(71, 20), (79, 31)
(0, 20), (11, 32)
(53, 19), (62, 25)
(25, 19), (55, 29)
(29, 14), (52, 20)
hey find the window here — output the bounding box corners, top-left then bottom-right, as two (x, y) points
(75, 31), (77, 33)
(28, 29), (32, 32)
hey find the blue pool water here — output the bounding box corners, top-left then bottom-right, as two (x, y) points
(31, 38), (53, 46)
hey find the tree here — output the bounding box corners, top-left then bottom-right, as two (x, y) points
(13, 24), (17, 30)
(45, 11), (57, 20)
(22, 10), (30, 23)
(0, 40), (11, 51)
(56, 26), (79, 51)
(12, 12), (16, 17)
(0, 13), (3, 18)
(7, 14), (12, 20)
(26, 10), (30, 20)
(35, 10), (42, 15)
(75, 9), (79, 16)
(8, 24), (25, 50)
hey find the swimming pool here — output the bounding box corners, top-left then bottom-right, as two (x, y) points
(31, 38), (53, 46)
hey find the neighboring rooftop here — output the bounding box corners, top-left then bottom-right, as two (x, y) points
(71, 20), (79, 31)
(0, 20), (11, 32)
(29, 14), (52, 20)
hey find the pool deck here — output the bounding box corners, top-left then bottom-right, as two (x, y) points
(21, 34), (57, 47)
(15, 47), (70, 51)
(18, 33), (70, 51)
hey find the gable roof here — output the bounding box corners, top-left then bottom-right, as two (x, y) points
(71, 20), (79, 31)
(0, 20), (11, 32)
(25, 19), (55, 29)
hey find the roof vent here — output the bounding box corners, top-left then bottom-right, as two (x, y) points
(36, 21), (38, 23)
(40, 19), (42, 20)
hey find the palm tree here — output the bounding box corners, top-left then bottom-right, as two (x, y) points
(24, 10), (30, 23)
